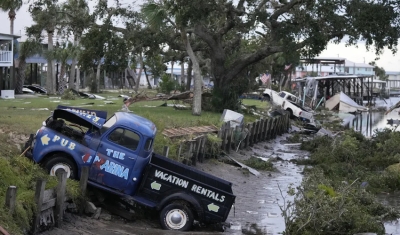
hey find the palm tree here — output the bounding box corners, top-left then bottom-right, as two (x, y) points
(28, 0), (63, 94)
(51, 41), (79, 94)
(15, 39), (42, 94)
(0, 0), (22, 34)
(62, 0), (93, 89)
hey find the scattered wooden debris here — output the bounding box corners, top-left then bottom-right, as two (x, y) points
(223, 155), (260, 176)
(162, 125), (219, 138)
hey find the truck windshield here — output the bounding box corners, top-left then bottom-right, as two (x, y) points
(101, 115), (117, 134)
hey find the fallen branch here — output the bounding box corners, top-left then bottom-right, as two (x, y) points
(0, 225), (10, 235)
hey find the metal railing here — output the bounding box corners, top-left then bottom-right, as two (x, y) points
(0, 51), (12, 63)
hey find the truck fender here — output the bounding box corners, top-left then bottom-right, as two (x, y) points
(156, 192), (204, 220)
(38, 146), (81, 165)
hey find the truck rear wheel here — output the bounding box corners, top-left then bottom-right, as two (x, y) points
(160, 202), (194, 231)
(44, 155), (78, 180)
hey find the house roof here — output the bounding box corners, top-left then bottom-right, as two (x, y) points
(344, 59), (374, 68)
(0, 32), (21, 39)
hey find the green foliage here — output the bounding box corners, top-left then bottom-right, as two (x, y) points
(158, 74), (176, 94)
(61, 89), (77, 100)
(300, 129), (400, 192)
(204, 134), (222, 158)
(283, 170), (396, 235)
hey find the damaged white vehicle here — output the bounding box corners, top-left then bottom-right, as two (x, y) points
(263, 89), (314, 123)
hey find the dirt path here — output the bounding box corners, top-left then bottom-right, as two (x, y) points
(41, 133), (307, 235)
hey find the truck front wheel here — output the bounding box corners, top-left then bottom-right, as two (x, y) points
(44, 155), (78, 180)
(160, 202), (194, 231)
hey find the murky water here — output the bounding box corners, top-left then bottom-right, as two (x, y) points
(224, 135), (306, 235)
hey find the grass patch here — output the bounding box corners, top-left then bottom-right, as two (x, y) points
(244, 156), (274, 171)
(0, 92), (260, 159)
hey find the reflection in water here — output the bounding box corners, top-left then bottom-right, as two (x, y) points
(377, 194), (400, 235)
(346, 111), (400, 136)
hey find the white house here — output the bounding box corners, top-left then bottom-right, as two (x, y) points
(0, 32), (20, 67)
(293, 57), (374, 78)
(1, 32), (21, 96)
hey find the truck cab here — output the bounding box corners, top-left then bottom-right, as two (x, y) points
(24, 106), (235, 231)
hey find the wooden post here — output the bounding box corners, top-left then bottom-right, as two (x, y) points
(79, 166), (89, 214)
(253, 120), (258, 143)
(188, 142), (194, 166)
(220, 123), (227, 150)
(223, 122), (230, 151)
(259, 119), (264, 141)
(255, 120), (260, 143)
(177, 142), (183, 162)
(5, 186), (17, 215)
(163, 146), (170, 158)
(55, 171), (68, 228)
(79, 167), (89, 196)
(263, 118), (269, 140)
(250, 122), (256, 146)
(199, 136), (206, 163)
(33, 179), (46, 234)
(271, 118), (276, 138)
(195, 137), (202, 161)
(226, 127), (233, 153)
(244, 123), (251, 148)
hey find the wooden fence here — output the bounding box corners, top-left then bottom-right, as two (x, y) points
(163, 112), (291, 166)
(3, 167), (90, 235)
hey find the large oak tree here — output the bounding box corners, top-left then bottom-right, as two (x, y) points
(144, 0), (400, 111)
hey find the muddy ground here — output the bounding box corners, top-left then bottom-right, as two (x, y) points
(40, 133), (307, 235)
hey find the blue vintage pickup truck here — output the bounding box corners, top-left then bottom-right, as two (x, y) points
(24, 105), (235, 231)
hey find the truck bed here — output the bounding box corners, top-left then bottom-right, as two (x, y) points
(134, 153), (235, 224)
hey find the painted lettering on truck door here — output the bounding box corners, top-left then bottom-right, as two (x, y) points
(89, 127), (141, 192)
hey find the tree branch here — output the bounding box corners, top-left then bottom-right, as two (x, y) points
(269, 0), (303, 21)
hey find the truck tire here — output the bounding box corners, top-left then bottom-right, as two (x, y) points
(263, 94), (270, 101)
(286, 108), (294, 118)
(160, 202), (194, 231)
(44, 155), (78, 180)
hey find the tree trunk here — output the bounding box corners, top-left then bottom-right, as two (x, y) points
(95, 62), (101, 93)
(181, 61), (185, 88)
(134, 53), (144, 92)
(76, 66), (80, 89)
(9, 11), (15, 35)
(170, 61), (174, 80)
(143, 66), (152, 89)
(47, 32), (54, 94)
(181, 31), (201, 116)
(186, 60), (193, 91)
(125, 69), (133, 89)
(69, 36), (79, 89)
(58, 63), (66, 94)
(15, 59), (26, 94)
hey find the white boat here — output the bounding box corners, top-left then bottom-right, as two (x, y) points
(325, 92), (368, 113)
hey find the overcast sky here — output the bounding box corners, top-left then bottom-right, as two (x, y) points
(1, 4), (400, 72)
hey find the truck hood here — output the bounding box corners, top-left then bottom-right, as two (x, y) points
(53, 108), (106, 129)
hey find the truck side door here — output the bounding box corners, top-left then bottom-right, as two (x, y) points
(89, 126), (141, 192)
